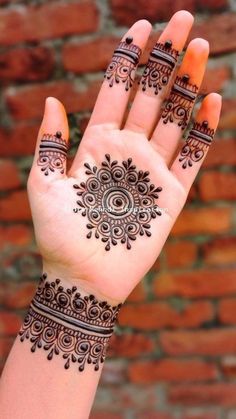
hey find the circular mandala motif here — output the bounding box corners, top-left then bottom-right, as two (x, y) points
(73, 154), (162, 250)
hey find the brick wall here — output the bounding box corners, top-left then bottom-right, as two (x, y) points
(0, 0), (236, 418)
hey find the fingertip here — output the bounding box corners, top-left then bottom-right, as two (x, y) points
(171, 10), (194, 26)
(197, 93), (222, 129)
(40, 97), (69, 140)
(122, 19), (152, 45)
(188, 38), (209, 56)
(133, 19), (152, 31)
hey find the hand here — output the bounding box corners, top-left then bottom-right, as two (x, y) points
(27, 11), (221, 304)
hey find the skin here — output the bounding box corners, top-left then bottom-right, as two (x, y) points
(0, 11), (222, 419)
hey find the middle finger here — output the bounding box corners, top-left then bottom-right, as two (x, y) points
(124, 10), (194, 137)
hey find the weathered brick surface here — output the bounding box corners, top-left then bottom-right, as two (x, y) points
(154, 269), (236, 298)
(0, 47), (54, 82)
(0, 1), (99, 46)
(128, 358), (217, 383)
(161, 329), (236, 355)
(169, 383), (236, 407)
(119, 301), (214, 329)
(0, 1), (236, 417)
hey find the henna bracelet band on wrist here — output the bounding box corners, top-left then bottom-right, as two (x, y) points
(18, 273), (122, 372)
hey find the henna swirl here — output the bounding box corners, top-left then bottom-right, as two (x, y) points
(140, 40), (179, 95)
(19, 273), (122, 372)
(179, 120), (215, 168)
(104, 36), (141, 91)
(161, 74), (198, 130)
(37, 131), (68, 176)
(73, 155), (163, 251)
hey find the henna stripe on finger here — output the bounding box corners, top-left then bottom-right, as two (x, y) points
(140, 40), (179, 95)
(37, 131), (68, 176)
(19, 273), (122, 372)
(179, 120), (214, 168)
(104, 37), (142, 91)
(161, 74), (198, 130)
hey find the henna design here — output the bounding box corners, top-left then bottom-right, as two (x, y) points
(37, 131), (68, 176)
(19, 273), (122, 372)
(140, 40), (179, 95)
(73, 154), (163, 251)
(104, 36), (141, 91)
(179, 120), (214, 168)
(161, 74), (198, 130)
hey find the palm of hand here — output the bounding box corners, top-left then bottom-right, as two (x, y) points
(29, 125), (185, 302)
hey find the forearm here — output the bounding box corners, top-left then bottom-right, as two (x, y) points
(0, 273), (122, 419)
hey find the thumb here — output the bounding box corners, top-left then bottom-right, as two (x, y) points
(30, 97), (69, 182)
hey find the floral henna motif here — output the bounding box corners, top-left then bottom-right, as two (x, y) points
(19, 273), (122, 372)
(140, 40), (179, 95)
(179, 120), (214, 168)
(104, 36), (141, 91)
(37, 131), (68, 176)
(73, 154), (163, 251)
(161, 74), (198, 130)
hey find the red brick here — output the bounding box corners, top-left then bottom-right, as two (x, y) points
(169, 383), (236, 406)
(0, 312), (22, 336)
(150, 256), (161, 272)
(221, 356), (236, 379)
(218, 299), (236, 325)
(219, 101), (236, 130)
(161, 329), (236, 356)
(0, 47), (54, 82)
(203, 237), (236, 266)
(5, 80), (100, 120)
(190, 14), (236, 56)
(171, 207), (232, 236)
(3, 282), (36, 309)
(0, 190), (31, 221)
(203, 138), (236, 167)
(0, 337), (14, 359)
(63, 36), (120, 74)
(128, 359), (217, 383)
(0, 160), (21, 190)
(0, 1), (99, 46)
(108, 333), (154, 357)
(165, 241), (198, 268)
(199, 172), (236, 201)
(119, 301), (214, 330)
(200, 66), (230, 95)
(0, 225), (32, 250)
(0, 125), (39, 157)
(127, 282), (146, 302)
(154, 269), (236, 298)
(111, 0), (227, 25)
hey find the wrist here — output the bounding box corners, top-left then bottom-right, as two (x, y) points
(42, 263), (125, 306)
(19, 272), (122, 372)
